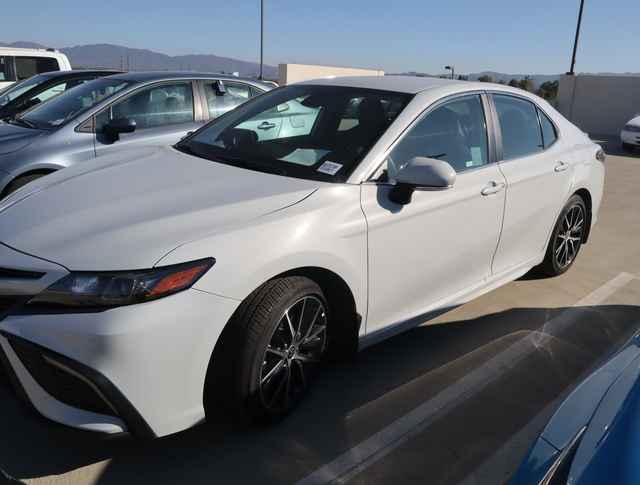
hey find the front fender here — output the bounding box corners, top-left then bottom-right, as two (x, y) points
(155, 184), (368, 325)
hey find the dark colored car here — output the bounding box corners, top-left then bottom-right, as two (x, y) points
(512, 331), (640, 484)
(0, 70), (121, 120)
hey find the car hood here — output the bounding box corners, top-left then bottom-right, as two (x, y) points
(0, 121), (44, 156)
(0, 145), (319, 270)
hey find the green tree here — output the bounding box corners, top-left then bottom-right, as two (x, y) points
(477, 75), (494, 83)
(508, 79), (520, 88)
(519, 76), (535, 92)
(537, 80), (559, 100)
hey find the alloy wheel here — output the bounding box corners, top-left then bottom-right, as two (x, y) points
(554, 205), (585, 269)
(259, 296), (327, 411)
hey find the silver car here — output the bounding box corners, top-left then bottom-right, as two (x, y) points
(0, 71), (273, 197)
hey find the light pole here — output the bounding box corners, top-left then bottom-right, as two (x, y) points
(445, 65), (455, 80)
(259, 0), (264, 80)
(568, 0), (585, 75)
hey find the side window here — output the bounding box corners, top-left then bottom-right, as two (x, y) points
(204, 81), (253, 119)
(15, 57), (59, 81)
(99, 82), (195, 131)
(493, 95), (543, 160)
(0, 56), (13, 82)
(387, 95), (489, 175)
(538, 109), (557, 148)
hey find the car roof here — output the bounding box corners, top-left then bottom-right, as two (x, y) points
(296, 75), (529, 96)
(40, 69), (123, 79)
(106, 71), (273, 89)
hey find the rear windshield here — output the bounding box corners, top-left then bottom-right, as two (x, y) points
(21, 77), (135, 129)
(178, 85), (412, 183)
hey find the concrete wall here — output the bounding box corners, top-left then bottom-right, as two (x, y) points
(279, 63), (384, 85)
(557, 74), (640, 135)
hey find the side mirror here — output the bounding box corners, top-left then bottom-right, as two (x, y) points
(389, 157), (456, 205)
(276, 103), (290, 113)
(214, 80), (227, 96)
(104, 117), (136, 141)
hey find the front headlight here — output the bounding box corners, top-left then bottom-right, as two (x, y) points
(28, 258), (215, 308)
(625, 124), (640, 133)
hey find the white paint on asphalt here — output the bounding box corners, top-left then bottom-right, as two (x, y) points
(295, 272), (638, 485)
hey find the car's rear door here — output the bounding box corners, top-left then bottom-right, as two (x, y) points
(93, 80), (205, 157)
(489, 93), (574, 275)
(361, 93), (506, 335)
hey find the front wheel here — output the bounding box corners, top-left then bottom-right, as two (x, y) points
(539, 195), (587, 276)
(206, 277), (329, 424)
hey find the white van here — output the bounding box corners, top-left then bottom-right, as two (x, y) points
(0, 47), (71, 91)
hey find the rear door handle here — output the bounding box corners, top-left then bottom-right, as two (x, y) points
(258, 121), (276, 130)
(481, 181), (506, 196)
(554, 161), (569, 172)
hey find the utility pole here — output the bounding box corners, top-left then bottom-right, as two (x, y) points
(568, 0), (585, 75)
(259, 0), (264, 80)
(445, 65), (455, 80)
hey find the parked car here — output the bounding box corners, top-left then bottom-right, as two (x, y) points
(621, 115), (640, 152)
(0, 70), (121, 121)
(0, 71), (272, 197)
(0, 76), (604, 439)
(512, 332), (640, 484)
(0, 47), (71, 91)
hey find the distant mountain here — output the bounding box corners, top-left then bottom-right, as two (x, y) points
(0, 41), (277, 79)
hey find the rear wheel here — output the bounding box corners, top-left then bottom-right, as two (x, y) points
(206, 277), (329, 424)
(539, 195), (587, 276)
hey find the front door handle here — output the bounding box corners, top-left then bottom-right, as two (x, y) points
(258, 121), (276, 130)
(481, 181), (506, 196)
(554, 161), (569, 172)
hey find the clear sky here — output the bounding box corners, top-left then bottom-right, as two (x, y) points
(2, 0), (638, 75)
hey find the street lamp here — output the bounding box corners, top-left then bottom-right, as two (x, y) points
(259, 0), (264, 80)
(567, 0), (585, 75)
(444, 65), (455, 80)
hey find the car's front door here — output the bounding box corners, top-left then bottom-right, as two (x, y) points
(489, 94), (574, 275)
(361, 94), (506, 335)
(93, 81), (204, 156)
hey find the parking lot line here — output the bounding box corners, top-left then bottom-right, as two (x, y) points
(295, 272), (638, 485)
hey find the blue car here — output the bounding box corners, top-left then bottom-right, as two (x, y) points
(0, 71), (272, 198)
(512, 332), (640, 484)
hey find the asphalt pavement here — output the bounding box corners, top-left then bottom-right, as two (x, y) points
(1, 138), (639, 485)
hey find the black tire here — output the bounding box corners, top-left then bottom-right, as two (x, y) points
(539, 195), (587, 277)
(205, 276), (329, 424)
(622, 142), (635, 153)
(2, 173), (48, 198)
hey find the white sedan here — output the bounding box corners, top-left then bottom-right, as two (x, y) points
(621, 115), (640, 151)
(0, 76), (605, 438)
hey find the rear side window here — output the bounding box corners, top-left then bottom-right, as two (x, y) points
(204, 81), (255, 119)
(15, 57), (60, 81)
(493, 94), (543, 160)
(0, 56), (12, 82)
(538, 109), (557, 148)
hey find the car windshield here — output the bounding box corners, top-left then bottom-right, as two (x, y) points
(0, 74), (47, 106)
(20, 77), (135, 129)
(178, 85), (412, 182)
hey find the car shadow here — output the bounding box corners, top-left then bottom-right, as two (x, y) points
(1, 304), (639, 485)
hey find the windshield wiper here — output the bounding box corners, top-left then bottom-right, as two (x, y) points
(7, 116), (38, 129)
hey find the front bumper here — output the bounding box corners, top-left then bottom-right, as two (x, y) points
(0, 243), (240, 438)
(621, 129), (640, 146)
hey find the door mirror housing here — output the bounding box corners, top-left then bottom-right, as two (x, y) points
(104, 117), (136, 141)
(276, 103), (290, 113)
(389, 157), (456, 205)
